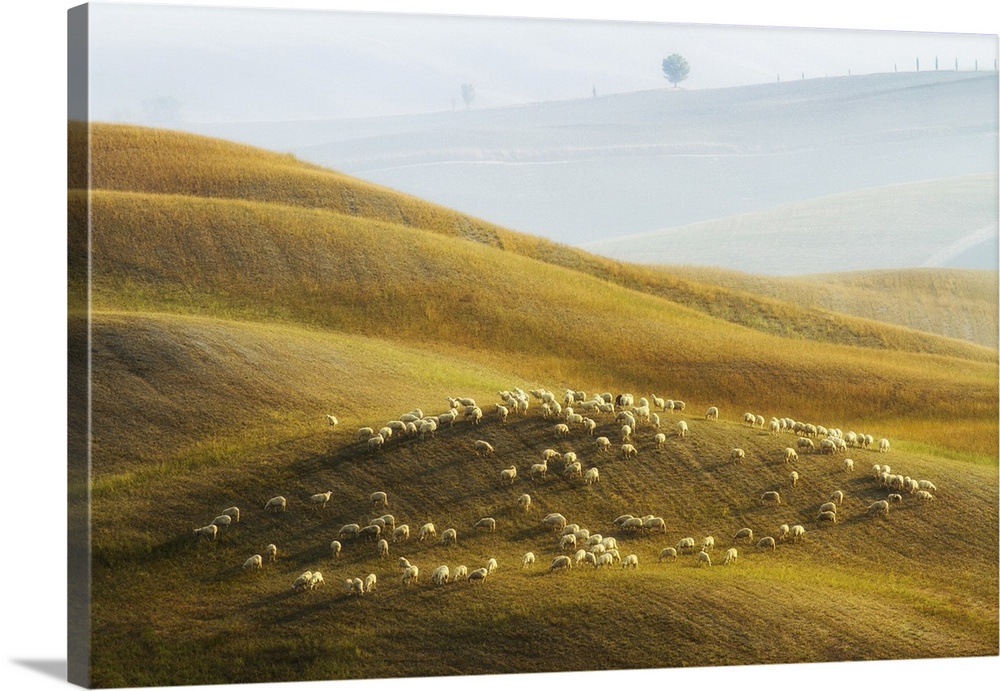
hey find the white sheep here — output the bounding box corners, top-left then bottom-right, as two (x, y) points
(816, 510), (838, 524)
(756, 536), (776, 551)
(367, 434), (385, 453)
(391, 525), (409, 543)
(563, 461), (583, 479)
(676, 537), (696, 554)
(495, 404), (509, 423)
(658, 547), (678, 561)
(357, 427), (374, 441)
(326, 414), (339, 428)
(723, 547), (738, 565)
(292, 571), (314, 592)
(431, 565), (451, 586)
(474, 517), (497, 532)
(376, 538), (389, 558)
(830, 490), (844, 505)
(474, 440), (495, 456)
(500, 466), (518, 485)
(441, 528), (458, 546)
(675, 420), (688, 438)
(768, 418), (781, 435)
(790, 525), (806, 542)
(733, 528), (754, 544)
(621, 443), (637, 459)
(370, 491), (389, 509)
(518, 494), (532, 512)
(309, 491), (332, 509)
(706, 406), (719, 420)
(486, 557), (499, 574)
(697, 550), (712, 567)
(760, 491), (781, 505)
(402, 565), (420, 585)
(888, 493), (903, 504)
(844, 458), (855, 473)
(211, 515), (233, 530)
(398, 557), (412, 571)
(242, 554), (263, 571)
(262, 544), (277, 562)
(784, 447), (798, 464)
(560, 533), (577, 551)
(915, 490), (935, 501)
(555, 423), (570, 436)
(453, 565), (469, 580)
(193, 525), (218, 541)
(797, 437), (815, 452)
(789, 471), (799, 487)
(918, 480), (938, 492)
(643, 517), (667, 534)
(818, 501), (838, 515)
(419, 522), (436, 541)
(542, 513), (567, 531)
(620, 425), (633, 442)
(584, 467), (600, 485)
(777, 524), (790, 541)
(618, 553), (637, 569)
(221, 506), (240, 523)
(595, 437), (612, 453)
(522, 552), (536, 568)
(339, 523), (361, 539)
(878, 438), (890, 453)
(468, 567), (489, 584)
(329, 540), (341, 558)
(364, 573), (377, 593)
(529, 460), (549, 482)
(264, 496), (287, 513)
(549, 555), (573, 572)
(867, 500), (890, 516)
(309, 572), (325, 590)
(731, 448), (746, 463)
(700, 536), (715, 551)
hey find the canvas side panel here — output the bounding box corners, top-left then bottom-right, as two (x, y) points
(67, 4), (92, 688)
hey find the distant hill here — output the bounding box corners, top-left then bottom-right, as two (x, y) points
(183, 71), (998, 266)
(583, 175), (999, 275)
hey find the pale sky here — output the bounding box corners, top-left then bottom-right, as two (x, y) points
(81, 1), (999, 124)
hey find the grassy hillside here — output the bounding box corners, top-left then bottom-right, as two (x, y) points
(82, 313), (997, 687)
(666, 266), (999, 349)
(70, 123), (997, 361)
(583, 175), (999, 275)
(72, 122), (998, 687)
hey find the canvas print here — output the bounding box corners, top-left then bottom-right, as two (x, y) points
(68, 2), (999, 688)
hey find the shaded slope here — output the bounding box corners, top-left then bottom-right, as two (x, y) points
(70, 122), (998, 359)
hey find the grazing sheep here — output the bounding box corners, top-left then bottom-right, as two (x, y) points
(339, 523), (361, 539)
(560, 534), (577, 551)
(555, 423), (571, 436)
(563, 461), (583, 479)
(358, 525), (382, 542)
(419, 523), (437, 541)
(643, 517), (667, 534)
(522, 552), (536, 568)
(379, 514), (396, 531)
(193, 525), (218, 541)
(367, 434), (385, 453)
(878, 438), (891, 453)
(292, 571), (313, 592)
(541, 448), (562, 462)
(843, 458), (855, 473)
(357, 427), (375, 441)
(397, 557), (412, 572)
(676, 537), (697, 554)
(621, 443), (637, 459)
(326, 414), (339, 428)
(868, 500), (890, 517)
(675, 420), (688, 438)
(733, 528), (754, 544)
(915, 490), (935, 501)
(830, 490), (844, 505)
(542, 513), (568, 531)
(500, 466), (518, 485)
(816, 510), (838, 524)
(797, 437), (815, 453)
(918, 480), (938, 492)
(731, 448), (746, 463)
(518, 494), (532, 512)
(888, 493), (903, 504)
(706, 406), (719, 420)
(402, 565), (420, 586)
(468, 407), (483, 425)
(790, 525), (806, 542)
(697, 550), (712, 567)
(264, 496), (287, 513)
(453, 565), (469, 580)
(768, 418), (781, 435)
(474, 440), (495, 456)
(818, 438), (837, 455)
(584, 467), (600, 485)
(474, 517), (497, 532)
(756, 537), (776, 551)
(760, 491), (781, 506)
(431, 565), (451, 586)
(819, 502), (837, 515)
(376, 539), (389, 558)
(789, 471), (799, 487)
(392, 525), (410, 543)
(486, 557), (499, 574)
(784, 448), (798, 464)
(211, 515), (233, 530)
(468, 567), (489, 584)
(364, 573), (377, 593)
(620, 425), (633, 442)
(242, 554), (263, 571)
(370, 491), (389, 510)
(595, 437), (612, 453)
(309, 572), (325, 590)
(350, 577), (365, 596)
(651, 432), (666, 448)
(621, 554), (639, 569)
(582, 418), (598, 435)
(495, 404), (509, 423)
(329, 540), (341, 558)
(221, 506), (240, 523)
(529, 460), (549, 483)
(777, 524), (790, 541)
(309, 491), (332, 509)
(441, 528), (458, 546)
(658, 547), (678, 561)
(723, 548), (738, 565)
(550, 555), (573, 572)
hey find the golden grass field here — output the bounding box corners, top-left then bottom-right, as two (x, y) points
(70, 122), (998, 687)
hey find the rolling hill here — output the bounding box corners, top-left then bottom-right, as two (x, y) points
(71, 122), (998, 687)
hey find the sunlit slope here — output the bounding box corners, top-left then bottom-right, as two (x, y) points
(71, 122), (998, 356)
(84, 312), (998, 685)
(667, 266), (999, 349)
(583, 175), (999, 275)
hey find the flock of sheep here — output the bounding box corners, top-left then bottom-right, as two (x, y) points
(192, 386), (939, 599)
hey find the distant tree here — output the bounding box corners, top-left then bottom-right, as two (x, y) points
(661, 53), (690, 88)
(460, 83), (476, 108)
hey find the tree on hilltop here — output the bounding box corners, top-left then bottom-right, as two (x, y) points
(662, 54), (690, 88)
(461, 83), (476, 108)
